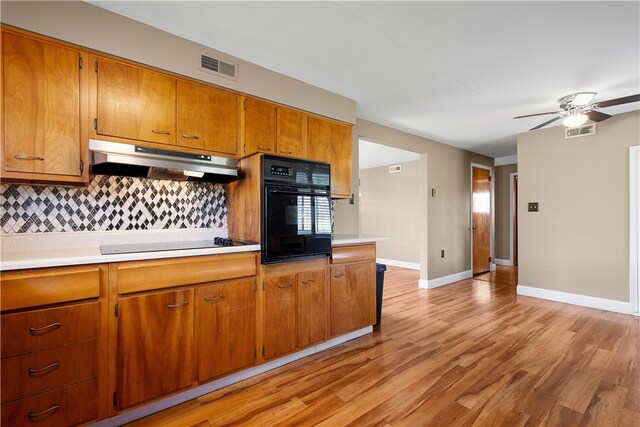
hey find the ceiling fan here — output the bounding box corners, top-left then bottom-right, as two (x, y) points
(514, 92), (640, 131)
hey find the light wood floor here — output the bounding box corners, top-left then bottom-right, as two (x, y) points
(128, 266), (639, 426)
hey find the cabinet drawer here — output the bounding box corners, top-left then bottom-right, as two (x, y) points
(1, 302), (98, 357)
(1, 379), (97, 427)
(116, 252), (257, 294)
(1, 340), (96, 403)
(1, 265), (100, 311)
(331, 244), (376, 264)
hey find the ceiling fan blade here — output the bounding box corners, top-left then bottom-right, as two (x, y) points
(594, 94), (640, 108)
(514, 111), (561, 119)
(529, 116), (562, 131)
(586, 110), (612, 122)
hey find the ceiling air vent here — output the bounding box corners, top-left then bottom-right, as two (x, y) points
(389, 165), (402, 173)
(565, 123), (596, 139)
(198, 54), (238, 81)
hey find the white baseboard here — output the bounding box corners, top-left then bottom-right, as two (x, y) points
(490, 263), (497, 272)
(517, 285), (632, 315)
(495, 259), (512, 266)
(426, 270), (473, 289)
(418, 278), (429, 289)
(376, 258), (420, 270)
(93, 326), (373, 427)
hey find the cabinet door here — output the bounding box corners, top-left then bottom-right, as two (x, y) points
(263, 274), (296, 360)
(330, 123), (353, 199)
(2, 31), (82, 177)
(195, 279), (256, 382)
(117, 289), (193, 409)
(276, 108), (305, 158)
(177, 80), (238, 155)
(330, 262), (375, 336)
(96, 57), (176, 145)
(297, 270), (325, 348)
(243, 97), (276, 155)
(306, 116), (331, 164)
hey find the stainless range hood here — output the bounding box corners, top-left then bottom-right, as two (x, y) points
(89, 139), (238, 183)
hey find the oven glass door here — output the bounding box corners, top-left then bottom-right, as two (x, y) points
(263, 186), (332, 262)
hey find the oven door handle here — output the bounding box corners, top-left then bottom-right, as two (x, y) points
(269, 189), (330, 197)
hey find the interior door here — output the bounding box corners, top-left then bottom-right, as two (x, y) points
(513, 174), (518, 267)
(472, 166), (491, 275)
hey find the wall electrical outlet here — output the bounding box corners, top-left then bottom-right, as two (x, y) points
(441, 249), (445, 258)
(528, 202), (539, 212)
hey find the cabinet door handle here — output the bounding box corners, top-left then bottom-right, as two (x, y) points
(181, 134), (199, 139)
(301, 280), (315, 285)
(28, 405), (60, 419)
(280, 150), (292, 154)
(15, 155), (44, 161)
(152, 129), (171, 135)
(28, 362), (61, 376)
(204, 295), (224, 302)
(278, 283), (293, 289)
(167, 301), (188, 309)
(258, 146), (272, 152)
(29, 323), (61, 334)
(333, 273), (346, 278)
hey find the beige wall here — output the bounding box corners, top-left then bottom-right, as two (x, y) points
(1, 1), (355, 124)
(495, 164), (518, 261)
(360, 161), (421, 264)
(518, 111), (639, 302)
(334, 118), (494, 280)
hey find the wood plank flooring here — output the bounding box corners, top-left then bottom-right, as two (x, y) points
(128, 266), (639, 426)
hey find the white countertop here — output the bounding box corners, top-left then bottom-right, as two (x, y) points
(0, 228), (259, 271)
(0, 230), (390, 271)
(331, 234), (392, 246)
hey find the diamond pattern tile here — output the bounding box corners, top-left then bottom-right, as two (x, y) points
(0, 175), (227, 233)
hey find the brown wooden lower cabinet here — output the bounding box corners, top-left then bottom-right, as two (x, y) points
(1, 379), (97, 427)
(330, 261), (376, 336)
(263, 264), (327, 360)
(195, 279), (257, 382)
(116, 288), (194, 409)
(263, 273), (297, 360)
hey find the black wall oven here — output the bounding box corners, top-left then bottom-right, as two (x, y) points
(261, 155), (332, 264)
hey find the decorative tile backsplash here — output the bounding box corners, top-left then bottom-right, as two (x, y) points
(1, 175), (227, 234)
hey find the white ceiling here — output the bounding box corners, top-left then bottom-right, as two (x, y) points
(90, 1), (640, 158)
(359, 139), (420, 171)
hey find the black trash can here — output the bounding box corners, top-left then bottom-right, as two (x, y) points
(375, 263), (387, 327)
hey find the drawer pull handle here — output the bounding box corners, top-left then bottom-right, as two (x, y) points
(29, 323), (61, 334)
(151, 129), (171, 135)
(278, 283), (293, 289)
(15, 155), (45, 161)
(28, 362), (61, 376)
(181, 134), (199, 139)
(334, 273), (346, 278)
(301, 280), (315, 285)
(258, 146), (272, 152)
(167, 301), (188, 309)
(28, 405), (60, 419)
(204, 295), (224, 302)
(280, 150), (293, 154)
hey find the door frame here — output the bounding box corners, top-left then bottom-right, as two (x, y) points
(630, 146), (639, 316)
(510, 172), (518, 267)
(470, 163), (494, 274)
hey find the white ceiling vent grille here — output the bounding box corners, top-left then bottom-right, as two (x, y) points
(565, 123), (596, 139)
(199, 54), (238, 81)
(389, 165), (402, 173)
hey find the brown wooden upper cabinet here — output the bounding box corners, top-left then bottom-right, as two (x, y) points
(242, 97), (277, 156)
(177, 80), (238, 155)
(96, 57), (177, 146)
(276, 108), (306, 158)
(1, 29), (88, 184)
(308, 116), (352, 199)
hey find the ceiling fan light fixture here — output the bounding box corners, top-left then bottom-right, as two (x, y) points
(571, 92), (597, 106)
(563, 112), (589, 128)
